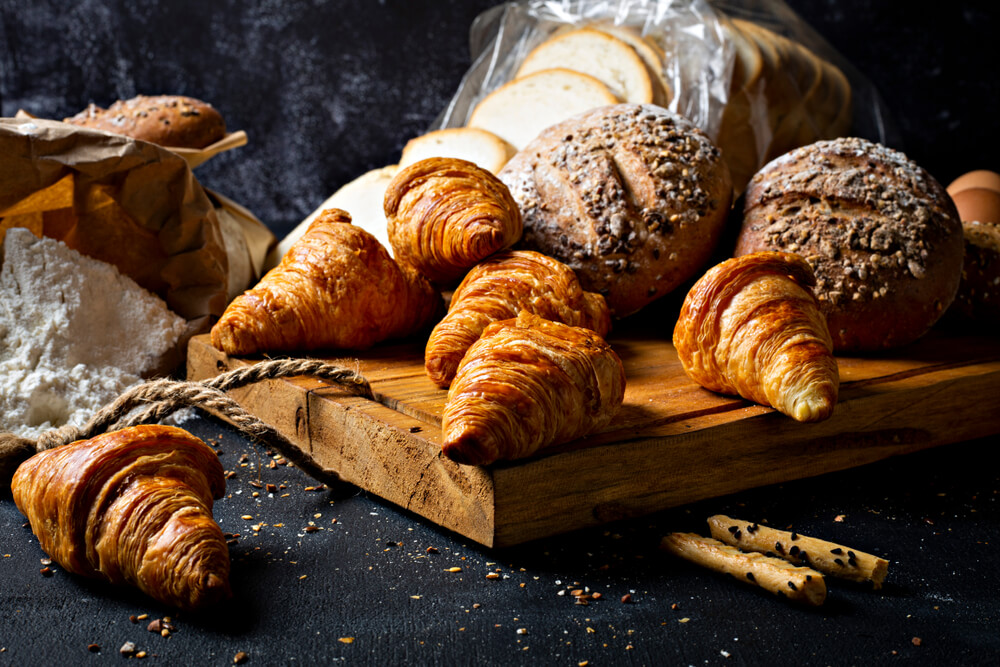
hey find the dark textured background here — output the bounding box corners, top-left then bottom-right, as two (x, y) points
(2, 1), (999, 665)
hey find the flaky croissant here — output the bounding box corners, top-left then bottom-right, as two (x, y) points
(11, 425), (230, 611)
(384, 157), (522, 284)
(442, 311), (626, 466)
(672, 251), (839, 422)
(425, 250), (611, 387)
(211, 208), (440, 355)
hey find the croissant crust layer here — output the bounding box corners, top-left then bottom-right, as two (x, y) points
(442, 311), (626, 466)
(385, 157), (522, 285)
(673, 251), (839, 422)
(425, 250), (611, 387)
(211, 208), (440, 355)
(11, 424), (230, 611)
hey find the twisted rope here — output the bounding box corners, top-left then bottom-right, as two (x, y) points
(0, 358), (373, 486)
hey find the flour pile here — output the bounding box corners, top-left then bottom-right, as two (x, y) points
(0, 228), (187, 437)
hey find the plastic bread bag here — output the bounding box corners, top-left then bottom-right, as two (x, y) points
(432, 0), (898, 193)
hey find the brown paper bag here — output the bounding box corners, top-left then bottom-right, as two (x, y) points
(0, 117), (273, 323)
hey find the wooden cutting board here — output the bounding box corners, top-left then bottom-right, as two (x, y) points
(187, 325), (1000, 548)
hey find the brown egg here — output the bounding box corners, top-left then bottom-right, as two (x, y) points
(950, 187), (1000, 224)
(947, 169), (1000, 197)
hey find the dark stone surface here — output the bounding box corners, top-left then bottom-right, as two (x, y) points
(2, 1), (999, 664)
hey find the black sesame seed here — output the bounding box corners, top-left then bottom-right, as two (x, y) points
(790, 546), (800, 556)
(791, 532), (799, 541)
(834, 558), (844, 566)
(849, 558), (858, 567)
(831, 548), (843, 555)
(848, 551), (857, 560)
(728, 526), (739, 534)
(775, 542), (784, 553)
(746, 572), (755, 582)
(734, 530), (742, 540)
(787, 581), (797, 591)
(805, 575), (813, 581)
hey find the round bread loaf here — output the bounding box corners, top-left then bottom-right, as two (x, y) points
(498, 104), (733, 317)
(734, 137), (964, 351)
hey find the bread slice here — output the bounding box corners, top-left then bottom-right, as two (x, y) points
(592, 24), (672, 106)
(516, 28), (653, 105)
(265, 165), (398, 270)
(400, 127), (515, 175)
(468, 68), (618, 150)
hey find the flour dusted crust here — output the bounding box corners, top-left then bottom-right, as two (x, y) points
(499, 104), (733, 317)
(64, 95), (226, 149)
(735, 137), (964, 351)
(707, 515), (889, 589)
(661, 532), (827, 606)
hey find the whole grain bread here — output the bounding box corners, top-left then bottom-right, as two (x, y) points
(499, 104), (733, 317)
(734, 137), (964, 351)
(64, 95), (226, 148)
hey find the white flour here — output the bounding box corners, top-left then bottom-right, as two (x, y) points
(0, 228), (187, 437)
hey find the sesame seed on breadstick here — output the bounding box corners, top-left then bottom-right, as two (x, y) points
(661, 532), (826, 606)
(707, 515), (889, 589)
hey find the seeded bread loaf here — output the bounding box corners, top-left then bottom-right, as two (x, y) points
(499, 104), (733, 317)
(64, 95), (226, 148)
(734, 137), (964, 351)
(949, 221), (1000, 325)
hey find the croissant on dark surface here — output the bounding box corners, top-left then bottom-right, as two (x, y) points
(425, 249), (611, 388)
(211, 208), (440, 356)
(11, 425), (230, 611)
(384, 157), (522, 285)
(672, 251), (839, 422)
(442, 311), (626, 466)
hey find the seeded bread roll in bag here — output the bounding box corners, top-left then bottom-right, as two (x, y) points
(425, 250), (611, 387)
(673, 251), (839, 422)
(442, 311), (625, 466)
(12, 425), (230, 611)
(211, 208), (440, 355)
(64, 95), (226, 148)
(385, 157), (522, 285)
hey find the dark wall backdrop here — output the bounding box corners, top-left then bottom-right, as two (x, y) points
(2, 0), (997, 240)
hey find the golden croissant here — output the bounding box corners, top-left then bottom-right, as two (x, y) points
(211, 208), (440, 355)
(425, 250), (611, 387)
(11, 425), (230, 611)
(442, 311), (626, 466)
(384, 157), (522, 284)
(672, 251), (839, 422)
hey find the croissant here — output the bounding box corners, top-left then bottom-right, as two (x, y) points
(672, 251), (839, 422)
(442, 311), (626, 466)
(384, 157), (522, 284)
(11, 425), (230, 611)
(425, 250), (611, 387)
(211, 208), (440, 355)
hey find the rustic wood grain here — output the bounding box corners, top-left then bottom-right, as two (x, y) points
(187, 327), (1000, 547)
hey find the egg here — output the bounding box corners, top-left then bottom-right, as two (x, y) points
(950, 186), (1000, 224)
(947, 169), (1000, 197)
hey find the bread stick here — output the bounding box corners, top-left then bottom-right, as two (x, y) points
(707, 515), (889, 589)
(661, 532), (826, 606)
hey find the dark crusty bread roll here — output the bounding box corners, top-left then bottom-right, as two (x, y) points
(734, 137), (963, 351)
(64, 95), (226, 148)
(949, 221), (1000, 325)
(498, 104), (733, 317)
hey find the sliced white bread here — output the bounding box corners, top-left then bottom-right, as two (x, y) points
(399, 127), (516, 175)
(468, 68), (618, 150)
(264, 165), (398, 270)
(516, 28), (653, 105)
(594, 24), (672, 106)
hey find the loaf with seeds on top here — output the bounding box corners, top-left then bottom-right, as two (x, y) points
(64, 95), (226, 148)
(734, 137), (963, 351)
(499, 104), (733, 317)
